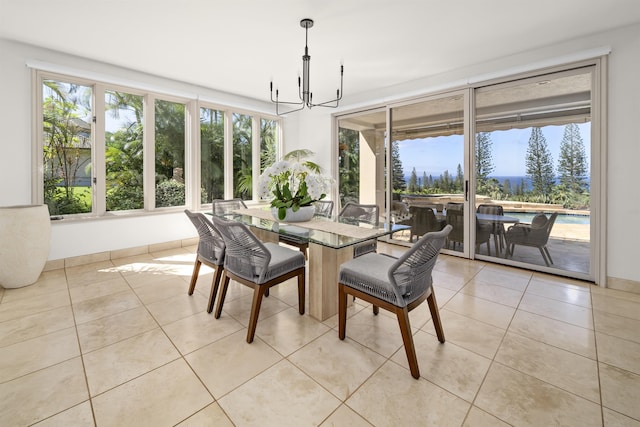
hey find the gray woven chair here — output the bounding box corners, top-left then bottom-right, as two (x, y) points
(278, 200), (334, 258)
(184, 210), (226, 313)
(313, 200), (334, 218)
(505, 212), (558, 266)
(338, 225), (452, 379)
(212, 198), (247, 215)
(339, 202), (380, 257)
(211, 216), (306, 343)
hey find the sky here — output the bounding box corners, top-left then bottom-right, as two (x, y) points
(397, 123), (591, 178)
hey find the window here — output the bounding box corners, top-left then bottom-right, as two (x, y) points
(260, 118), (277, 173)
(154, 99), (186, 208)
(105, 90), (144, 211)
(200, 107), (224, 202)
(232, 113), (252, 199)
(35, 70), (280, 217)
(42, 79), (93, 215)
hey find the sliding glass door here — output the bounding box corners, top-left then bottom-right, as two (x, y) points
(388, 93), (468, 254)
(335, 63), (600, 282)
(337, 108), (387, 212)
(473, 67), (593, 276)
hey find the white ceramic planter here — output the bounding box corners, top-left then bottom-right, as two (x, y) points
(0, 205), (51, 288)
(271, 205), (315, 222)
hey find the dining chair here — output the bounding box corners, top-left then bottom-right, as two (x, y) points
(313, 200), (334, 218)
(338, 225), (452, 379)
(212, 198), (247, 215)
(184, 210), (226, 313)
(339, 202), (380, 257)
(505, 212), (558, 266)
(278, 200), (335, 258)
(210, 216), (306, 343)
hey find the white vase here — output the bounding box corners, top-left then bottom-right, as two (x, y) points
(0, 205), (51, 288)
(271, 205), (315, 222)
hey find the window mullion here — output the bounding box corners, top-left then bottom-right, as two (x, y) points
(144, 94), (156, 210)
(93, 84), (106, 215)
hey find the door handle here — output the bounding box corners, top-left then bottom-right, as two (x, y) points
(465, 180), (469, 202)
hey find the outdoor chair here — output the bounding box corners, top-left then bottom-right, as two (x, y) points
(505, 212), (558, 266)
(445, 206), (492, 255)
(338, 225), (452, 379)
(339, 202), (380, 257)
(212, 198), (247, 215)
(409, 205), (446, 242)
(184, 210), (226, 313)
(211, 216), (306, 343)
(445, 208), (464, 251)
(477, 203), (506, 254)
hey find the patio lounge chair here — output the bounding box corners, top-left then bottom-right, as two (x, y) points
(505, 212), (558, 266)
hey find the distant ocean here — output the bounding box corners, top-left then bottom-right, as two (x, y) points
(403, 175), (590, 190)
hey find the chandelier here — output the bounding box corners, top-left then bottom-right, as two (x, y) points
(270, 18), (344, 116)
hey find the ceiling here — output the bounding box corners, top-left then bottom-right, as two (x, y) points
(2, 0), (640, 107)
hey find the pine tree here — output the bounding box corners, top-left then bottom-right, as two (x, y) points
(526, 127), (555, 195)
(391, 140), (406, 191)
(475, 132), (494, 192)
(407, 167), (418, 193)
(455, 163), (464, 193)
(558, 123), (588, 192)
(422, 171), (428, 191)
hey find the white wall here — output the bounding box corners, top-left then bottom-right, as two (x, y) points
(286, 23), (640, 286)
(2, 23), (639, 286)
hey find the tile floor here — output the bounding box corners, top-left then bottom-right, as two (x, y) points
(1, 242), (639, 426)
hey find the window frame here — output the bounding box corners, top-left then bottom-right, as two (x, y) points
(33, 69), (282, 219)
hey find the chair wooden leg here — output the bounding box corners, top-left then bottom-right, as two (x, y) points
(207, 266), (224, 314)
(297, 272), (305, 315)
(246, 285), (267, 343)
(188, 259), (201, 295)
(214, 273), (230, 319)
(373, 305), (379, 315)
(427, 292), (445, 343)
(338, 284), (347, 340)
(397, 307), (420, 379)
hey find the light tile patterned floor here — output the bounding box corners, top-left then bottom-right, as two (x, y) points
(1, 242), (639, 426)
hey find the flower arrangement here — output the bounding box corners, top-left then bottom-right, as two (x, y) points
(258, 150), (330, 220)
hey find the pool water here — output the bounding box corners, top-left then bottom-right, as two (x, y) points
(506, 212), (590, 225)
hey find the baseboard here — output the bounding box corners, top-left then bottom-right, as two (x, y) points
(43, 237), (199, 271)
(607, 276), (640, 295)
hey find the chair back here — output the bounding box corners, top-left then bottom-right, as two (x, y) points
(446, 208), (464, 244)
(388, 225), (452, 306)
(314, 200), (334, 217)
(530, 212), (558, 244)
(446, 202), (464, 211)
(477, 204), (504, 216)
(410, 206), (442, 238)
(212, 198), (247, 215)
(339, 202), (379, 226)
(211, 216), (270, 283)
(184, 210), (225, 265)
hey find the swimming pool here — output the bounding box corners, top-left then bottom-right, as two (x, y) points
(505, 212), (590, 225)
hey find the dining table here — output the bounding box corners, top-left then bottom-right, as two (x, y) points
(209, 207), (410, 321)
